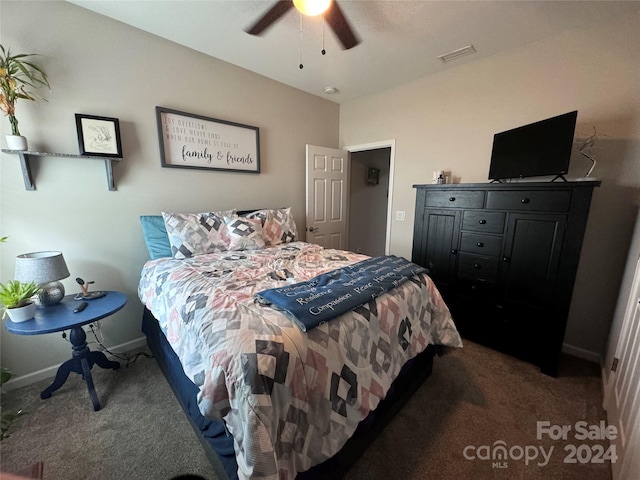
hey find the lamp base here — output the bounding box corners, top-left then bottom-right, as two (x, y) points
(35, 281), (66, 307)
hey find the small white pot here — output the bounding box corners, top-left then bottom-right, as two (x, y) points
(6, 302), (37, 323)
(5, 135), (28, 151)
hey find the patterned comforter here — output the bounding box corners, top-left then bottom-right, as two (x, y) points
(138, 242), (462, 480)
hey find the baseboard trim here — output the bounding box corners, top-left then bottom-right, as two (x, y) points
(562, 342), (603, 366)
(3, 336), (148, 392)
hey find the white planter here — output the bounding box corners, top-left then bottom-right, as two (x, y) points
(5, 135), (28, 151)
(6, 302), (37, 323)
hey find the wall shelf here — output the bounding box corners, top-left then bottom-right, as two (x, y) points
(1, 150), (122, 191)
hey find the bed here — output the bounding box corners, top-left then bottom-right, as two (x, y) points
(138, 208), (462, 480)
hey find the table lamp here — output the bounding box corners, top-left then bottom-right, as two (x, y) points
(14, 251), (70, 306)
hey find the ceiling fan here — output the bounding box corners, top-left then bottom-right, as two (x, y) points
(245, 0), (361, 50)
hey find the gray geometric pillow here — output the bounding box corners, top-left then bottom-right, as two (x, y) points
(225, 216), (266, 251)
(266, 207), (298, 245)
(162, 210), (236, 259)
(246, 207), (297, 246)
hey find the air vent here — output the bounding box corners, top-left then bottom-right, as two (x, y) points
(438, 45), (476, 63)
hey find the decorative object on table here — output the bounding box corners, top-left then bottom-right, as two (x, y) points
(74, 277), (105, 300)
(156, 106), (260, 173)
(14, 251), (70, 307)
(75, 114), (122, 157)
(365, 167), (380, 185)
(431, 170), (450, 184)
(0, 44), (50, 151)
(0, 279), (40, 322)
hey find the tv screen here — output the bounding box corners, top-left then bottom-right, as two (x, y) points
(488, 110), (578, 181)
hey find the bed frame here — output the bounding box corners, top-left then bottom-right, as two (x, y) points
(142, 307), (441, 480)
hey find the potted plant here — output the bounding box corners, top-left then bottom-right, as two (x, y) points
(0, 280), (40, 322)
(0, 44), (50, 151)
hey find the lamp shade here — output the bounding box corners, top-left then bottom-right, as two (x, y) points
(14, 252), (70, 306)
(14, 251), (70, 283)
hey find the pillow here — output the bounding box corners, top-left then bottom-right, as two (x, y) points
(246, 207), (298, 246)
(225, 216), (266, 251)
(140, 215), (172, 260)
(162, 210), (236, 259)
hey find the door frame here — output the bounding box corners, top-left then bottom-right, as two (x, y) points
(343, 139), (396, 255)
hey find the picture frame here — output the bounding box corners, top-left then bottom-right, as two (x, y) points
(366, 167), (380, 185)
(75, 114), (122, 158)
(155, 106), (260, 173)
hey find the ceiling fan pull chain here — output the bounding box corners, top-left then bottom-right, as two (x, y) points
(321, 14), (326, 55)
(299, 12), (304, 69)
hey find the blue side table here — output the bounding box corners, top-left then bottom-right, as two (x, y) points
(5, 291), (127, 411)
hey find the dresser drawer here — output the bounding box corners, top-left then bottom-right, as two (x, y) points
(486, 190), (571, 212)
(462, 211), (505, 233)
(457, 253), (499, 283)
(456, 278), (501, 303)
(460, 233), (502, 257)
(425, 190), (484, 209)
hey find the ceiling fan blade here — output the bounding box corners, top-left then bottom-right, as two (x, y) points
(246, 1), (294, 36)
(324, 1), (360, 50)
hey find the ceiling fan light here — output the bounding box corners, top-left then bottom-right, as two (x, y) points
(293, 0), (331, 16)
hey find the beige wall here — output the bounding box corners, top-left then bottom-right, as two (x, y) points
(340, 12), (640, 359)
(0, 1), (339, 384)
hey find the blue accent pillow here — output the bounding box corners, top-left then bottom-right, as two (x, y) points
(140, 215), (172, 260)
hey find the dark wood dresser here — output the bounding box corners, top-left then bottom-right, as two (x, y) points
(412, 181), (600, 376)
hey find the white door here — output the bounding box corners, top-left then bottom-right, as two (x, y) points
(305, 144), (349, 249)
(604, 253), (640, 480)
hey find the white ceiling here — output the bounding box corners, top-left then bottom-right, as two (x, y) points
(68, 1), (639, 104)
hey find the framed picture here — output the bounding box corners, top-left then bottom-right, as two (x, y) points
(75, 114), (122, 158)
(155, 106), (260, 173)
(366, 167), (380, 185)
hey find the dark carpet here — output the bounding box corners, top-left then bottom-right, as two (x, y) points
(0, 341), (611, 480)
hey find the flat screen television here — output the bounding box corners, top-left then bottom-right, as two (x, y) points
(488, 110), (578, 181)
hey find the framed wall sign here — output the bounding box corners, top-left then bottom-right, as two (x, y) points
(75, 114), (122, 158)
(155, 106), (260, 173)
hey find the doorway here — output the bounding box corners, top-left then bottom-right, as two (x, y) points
(345, 140), (395, 256)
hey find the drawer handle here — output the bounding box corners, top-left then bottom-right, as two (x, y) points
(473, 263), (481, 269)
(503, 256), (510, 263)
(521, 198), (530, 204)
(476, 242), (484, 247)
(449, 197), (456, 202)
(451, 249), (458, 255)
(478, 219), (487, 224)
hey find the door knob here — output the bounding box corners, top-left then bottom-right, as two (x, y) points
(308, 227), (318, 232)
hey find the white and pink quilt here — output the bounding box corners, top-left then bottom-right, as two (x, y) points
(138, 242), (462, 480)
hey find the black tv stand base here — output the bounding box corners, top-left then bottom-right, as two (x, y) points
(551, 174), (568, 182)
